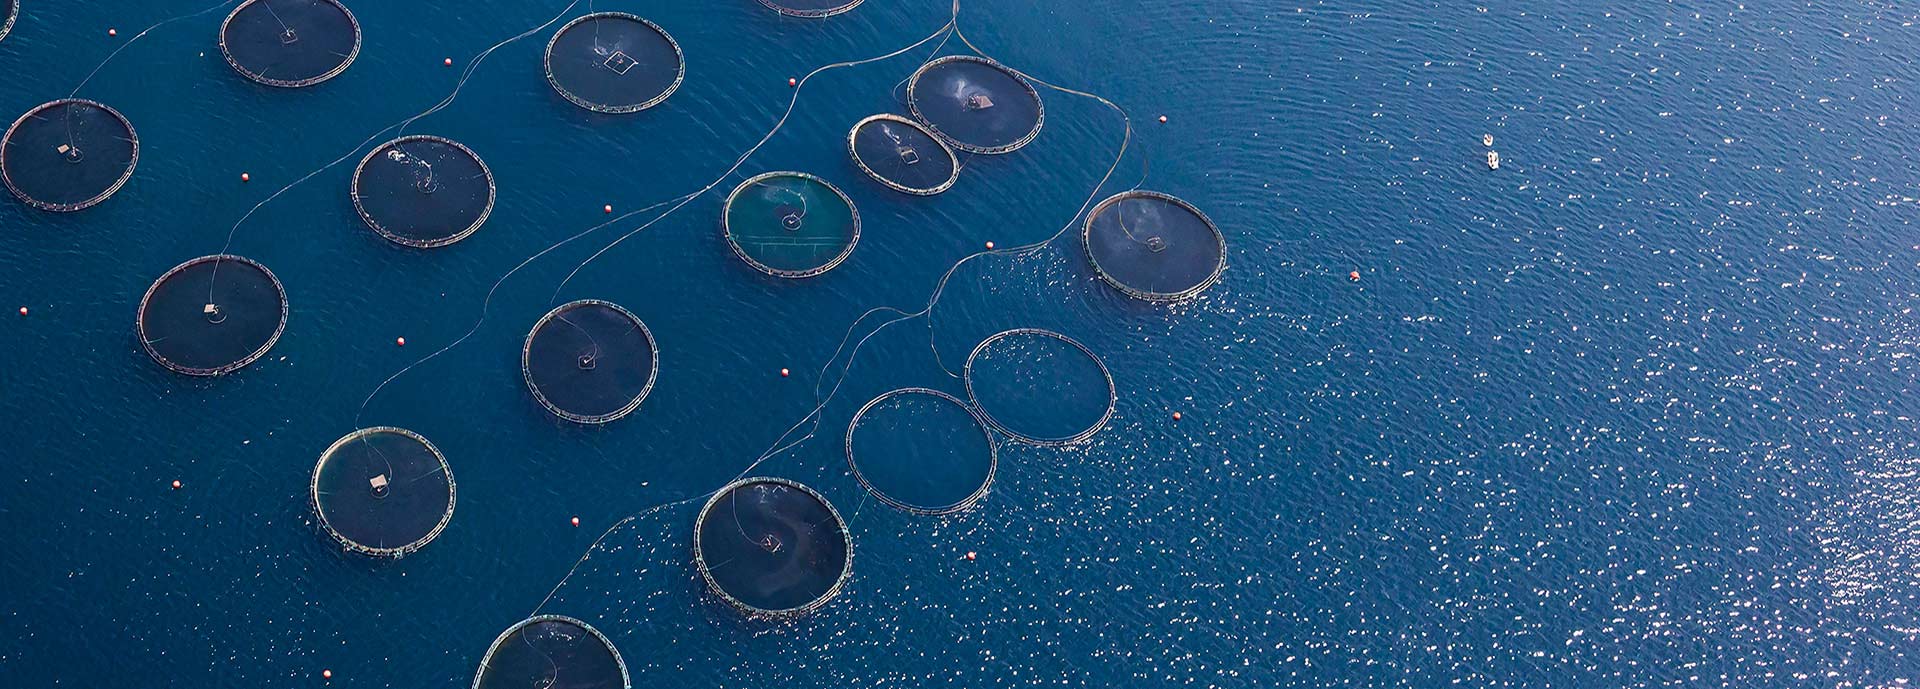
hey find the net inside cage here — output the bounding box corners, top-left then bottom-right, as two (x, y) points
(964, 329), (1115, 446)
(522, 300), (659, 424)
(352, 135), (495, 248)
(137, 255), (288, 376)
(907, 56), (1044, 155)
(756, 0), (866, 19)
(1, 99), (139, 212)
(1, 0), (18, 43)
(694, 478), (852, 616)
(722, 172), (860, 278)
(473, 615), (629, 689)
(219, 0), (362, 88)
(846, 388), (996, 515)
(1083, 191), (1226, 301)
(847, 114), (959, 196)
(311, 427), (455, 557)
(544, 12), (684, 114)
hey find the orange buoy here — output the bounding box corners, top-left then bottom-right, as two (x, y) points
(779, 368), (790, 378)
(240, 172), (250, 183)
(444, 58), (454, 66)
(395, 337), (406, 347)
(1348, 271), (1361, 281)
(1172, 411), (1183, 421)
(171, 480), (182, 490)
(322, 669), (332, 679)
(571, 516), (580, 527)
(1158, 115), (1168, 123)
(603, 204), (613, 214)
(17, 307), (26, 316)
(964, 551), (977, 561)
(984, 241), (995, 250)
(788, 77), (798, 87)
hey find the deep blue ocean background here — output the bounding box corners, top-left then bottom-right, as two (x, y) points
(3, 0), (1919, 686)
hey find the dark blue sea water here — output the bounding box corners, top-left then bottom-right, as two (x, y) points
(3, 0), (1918, 686)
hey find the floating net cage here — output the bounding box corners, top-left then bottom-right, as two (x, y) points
(218, 0), (362, 88)
(472, 615), (629, 689)
(722, 172), (860, 278)
(351, 135), (495, 248)
(963, 329), (1116, 446)
(136, 255), (288, 376)
(522, 300), (659, 424)
(1083, 191), (1227, 301)
(756, 0), (865, 19)
(847, 114), (959, 196)
(906, 56), (1044, 155)
(845, 388), (997, 515)
(544, 12), (684, 114)
(310, 427), (455, 558)
(1, 99), (139, 212)
(1, 0), (16, 43)
(693, 477), (852, 617)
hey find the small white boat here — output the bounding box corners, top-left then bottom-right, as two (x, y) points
(1482, 133), (1495, 147)
(1486, 150), (1501, 170)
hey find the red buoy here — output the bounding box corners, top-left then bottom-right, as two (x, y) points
(1158, 115), (1168, 123)
(1172, 411), (1183, 421)
(444, 58), (454, 66)
(571, 516), (580, 527)
(395, 337), (406, 347)
(779, 368), (790, 378)
(322, 669), (332, 679)
(1349, 271), (1361, 281)
(16, 307), (26, 316)
(984, 241), (995, 250)
(603, 204), (613, 214)
(788, 77), (798, 87)
(171, 480), (182, 490)
(240, 172), (250, 183)
(108, 28), (118, 37)
(964, 551), (977, 561)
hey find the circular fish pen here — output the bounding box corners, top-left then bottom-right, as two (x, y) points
(544, 12), (684, 114)
(472, 615), (629, 689)
(963, 329), (1116, 446)
(1, 99), (139, 212)
(1083, 191), (1227, 301)
(906, 56), (1044, 155)
(1, 0), (17, 43)
(693, 477), (852, 617)
(756, 0), (865, 18)
(310, 427), (456, 558)
(522, 300), (659, 425)
(722, 172), (860, 278)
(136, 255), (288, 376)
(845, 388), (997, 515)
(218, 0), (363, 88)
(847, 114), (959, 196)
(351, 135), (495, 248)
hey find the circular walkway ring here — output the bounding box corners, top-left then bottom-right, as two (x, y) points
(693, 477), (853, 618)
(962, 328), (1116, 446)
(1, 99), (140, 212)
(218, 0), (363, 88)
(846, 114), (960, 196)
(1083, 190), (1227, 302)
(845, 387), (998, 515)
(136, 254), (288, 377)
(309, 426), (456, 558)
(906, 55), (1045, 155)
(543, 11), (685, 114)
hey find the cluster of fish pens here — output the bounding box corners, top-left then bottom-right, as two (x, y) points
(0, 1), (1228, 686)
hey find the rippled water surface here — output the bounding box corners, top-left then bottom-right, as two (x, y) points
(2, 0), (1918, 687)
